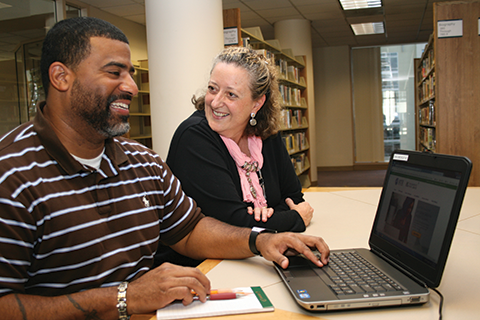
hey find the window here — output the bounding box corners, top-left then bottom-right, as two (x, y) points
(0, 0), (56, 135)
(381, 44), (427, 161)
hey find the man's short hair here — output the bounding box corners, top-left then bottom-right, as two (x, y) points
(41, 17), (129, 97)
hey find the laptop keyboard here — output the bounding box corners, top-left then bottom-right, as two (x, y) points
(322, 251), (404, 296)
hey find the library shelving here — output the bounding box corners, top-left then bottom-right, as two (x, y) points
(127, 60), (152, 149)
(415, 1), (480, 186)
(223, 8), (312, 187)
(415, 34), (436, 152)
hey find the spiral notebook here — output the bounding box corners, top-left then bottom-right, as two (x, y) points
(156, 286), (274, 319)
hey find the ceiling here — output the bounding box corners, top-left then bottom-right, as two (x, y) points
(79, 0), (453, 48)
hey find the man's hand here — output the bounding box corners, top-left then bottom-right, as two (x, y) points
(127, 263), (211, 314)
(247, 206), (274, 222)
(255, 232), (330, 269)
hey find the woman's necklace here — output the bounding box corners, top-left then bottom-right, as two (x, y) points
(241, 160), (259, 199)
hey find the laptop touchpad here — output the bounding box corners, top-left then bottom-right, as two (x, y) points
(289, 268), (317, 277)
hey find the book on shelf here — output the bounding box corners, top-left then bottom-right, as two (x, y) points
(282, 132), (308, 154)
(418, 72), (435, 103)
(155, 287), (274, 320)
(419, 101), (436, 126)
(254, 49), (275, 63)
(279, 85), (302, 107)
(276, 58), (288, 79)
(419, 127), (436, 151)
(287, 65), (299, 83)
(292, 153), (307, 174)
(280, 110), (308, 129)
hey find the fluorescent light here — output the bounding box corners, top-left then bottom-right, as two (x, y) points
(0, 2), (12, 9)
(339, 0), (382, 10)
(351, 22), (384, 35)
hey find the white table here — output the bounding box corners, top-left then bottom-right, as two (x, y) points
(134, 187), (480, 320)
(204, 188), (480, 320)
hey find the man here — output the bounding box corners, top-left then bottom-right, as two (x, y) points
(0, 17), (329, 319)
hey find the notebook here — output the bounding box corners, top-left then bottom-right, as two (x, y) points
(156, 287), (274, 319)
(274, 149), (472, 311)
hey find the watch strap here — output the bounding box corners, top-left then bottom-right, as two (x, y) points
(249, 227), (277, 255)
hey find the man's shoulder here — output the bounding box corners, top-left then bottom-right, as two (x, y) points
(0, 121), (36, 155)
(113, 136), (165, 164)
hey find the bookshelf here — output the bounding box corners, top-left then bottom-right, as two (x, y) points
(415, 34), (436, 152)
(415, 1), (480, 186)
(128, 60), (152, 149)
(223, 8), (312, 187)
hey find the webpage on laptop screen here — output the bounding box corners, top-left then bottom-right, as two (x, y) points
(375, 162), (460, 267)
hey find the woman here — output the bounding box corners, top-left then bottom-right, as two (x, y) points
(156, 47), (313, 266)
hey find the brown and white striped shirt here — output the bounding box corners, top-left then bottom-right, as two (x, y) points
(0, 102), (204, 297)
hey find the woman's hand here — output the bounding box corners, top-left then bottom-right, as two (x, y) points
(247, 206), (274, 222)
(285, 198), (313, 227)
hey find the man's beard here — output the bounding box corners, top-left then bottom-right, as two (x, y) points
(71, 79), (131, 138)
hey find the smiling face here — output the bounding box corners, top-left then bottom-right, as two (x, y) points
(68, 37), (138, 139)
(204, 62), (265, 144)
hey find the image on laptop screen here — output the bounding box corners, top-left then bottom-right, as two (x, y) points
(373, 160), (462, 270)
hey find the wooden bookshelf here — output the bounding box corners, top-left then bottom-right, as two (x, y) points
(127, 60), (152, 149)
(415, 1), (480, 186)
(223, 8), (312, 187)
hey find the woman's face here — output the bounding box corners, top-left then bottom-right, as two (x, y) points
(204, 62), (264, 144)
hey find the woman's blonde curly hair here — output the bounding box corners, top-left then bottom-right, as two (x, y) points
(192, 46), (282, 140)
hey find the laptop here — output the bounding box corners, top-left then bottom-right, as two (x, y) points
(274, 149), (472, 311)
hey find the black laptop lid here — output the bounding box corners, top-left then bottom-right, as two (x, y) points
(369, 150), (471, 288)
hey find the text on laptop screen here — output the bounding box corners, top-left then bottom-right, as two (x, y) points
(373, 161), (461, 268)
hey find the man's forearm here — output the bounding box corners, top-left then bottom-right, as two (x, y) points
(0, 286), (118, 320)
(173, 217), (254, 260)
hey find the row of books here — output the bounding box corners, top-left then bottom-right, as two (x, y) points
(419, 127), (436, 151)
(419, 101), (436, 126)
(291, 153), (309, 175)
(418, 72), (435, 103)
(280, 109), (308, 130)
(419, 47), (435, 78)
(282, 131), (309, 154)
(255, 49), (275, 64)
(279, 84), (302, 107)
(254, 48), (302, 85)
(277, 60), (301, 83)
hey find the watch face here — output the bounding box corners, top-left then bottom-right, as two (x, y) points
(252, 227), (266, 233)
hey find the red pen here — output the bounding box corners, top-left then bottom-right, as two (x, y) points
(193, 292), (239, 301)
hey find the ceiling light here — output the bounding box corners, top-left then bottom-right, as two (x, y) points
(0, 2), (12, 9)
(339, 0), (382, 10)
(351, 22), (384, 35)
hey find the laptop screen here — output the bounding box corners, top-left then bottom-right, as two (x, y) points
(369, 150), (471, 287)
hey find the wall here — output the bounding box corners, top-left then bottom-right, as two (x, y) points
(313, 46), (354, 168)
(88, 7), (148, 62)
(352, 47), (384, 163)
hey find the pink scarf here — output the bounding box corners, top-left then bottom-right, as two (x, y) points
(220, 135), (267, 208)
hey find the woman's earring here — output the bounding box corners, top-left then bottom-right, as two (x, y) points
(249, 113), (257, 126)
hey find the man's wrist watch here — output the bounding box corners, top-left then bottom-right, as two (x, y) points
(249, 226), (277, 255)
(116, 281), (130, 320)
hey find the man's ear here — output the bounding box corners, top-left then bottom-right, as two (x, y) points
(49, 62), (72, 92)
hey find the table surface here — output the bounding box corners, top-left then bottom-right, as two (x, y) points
(132, 187), (480, 320)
